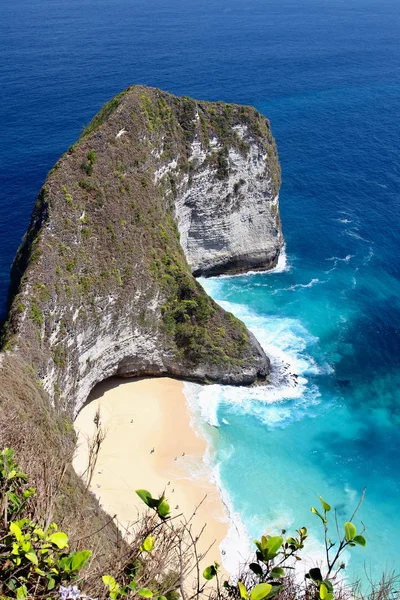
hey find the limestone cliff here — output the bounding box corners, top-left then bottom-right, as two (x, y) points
(1, 85), (282, 415)
(176, 123), (282, 276)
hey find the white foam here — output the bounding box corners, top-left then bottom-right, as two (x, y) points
(324, 255), (353, 274)
(326, 254), (353, 262)
(214, 246), (290, 279)
(344, 229), (371, 243)
(265, 245), (290, 274)
(362, 248), (374, 265)
(216, 463), (254, 575)
(183, 382), (252, 573)
(273, 277), (323, 293)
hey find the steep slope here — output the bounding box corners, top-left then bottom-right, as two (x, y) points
(2, 85), (282, 415)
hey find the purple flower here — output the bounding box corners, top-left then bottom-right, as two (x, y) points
(58, 585), (82, 600)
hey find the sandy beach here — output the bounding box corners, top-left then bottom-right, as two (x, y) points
(73, 377), (229, 575)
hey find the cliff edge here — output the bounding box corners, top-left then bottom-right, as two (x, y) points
(2, 85), (282, 415)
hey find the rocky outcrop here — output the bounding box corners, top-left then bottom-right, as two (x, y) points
(1, 85), (282, 415)
(176, 124), (282, 276)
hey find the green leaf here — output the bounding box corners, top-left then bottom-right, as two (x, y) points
(249, 563), (263, 576)
(344, 522), (357, 541)
(33, 528), (45, 538)
(158, 499), (170, 519)
(16, 585), (28, 600)
(102, 575), (117, 589)
(311, 507), (327, 523)
(25, 551), (38, 565)
(238, 582), (248, 600)
(58, 555), (73, 571)
(49, 531), (69, 549)
(264, 584), (283, 599)
(250, 583), (273, 600)
(102, 575), (121, 598)
(261, 535), (268, 550)
(307, 568), (323, 583)
(9, 522), (23, 541)
(266, 536), (283, 555)
(203, 565), (217, 580)
(353, 535), (366, 547)
(8, 491), (20, 507)
(322, 580), (333, 593)
(158, 596), (168, 600)
(139, 588), (153, 597)
(271, 568), (285, 578)
(71, 549), (92, 571)
(136, 489), (152, 507)
(143, 535), (155, 552)
(23, 488), (36, 499)
(320, 584), (328, 599)
(318, 496), (331, 512)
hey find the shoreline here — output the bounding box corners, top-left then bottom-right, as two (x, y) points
(73, 376), (230, 574)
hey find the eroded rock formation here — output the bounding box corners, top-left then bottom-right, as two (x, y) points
(1, 85), (282, 414)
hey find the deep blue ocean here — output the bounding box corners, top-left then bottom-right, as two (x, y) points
(1, 0), (400, 585)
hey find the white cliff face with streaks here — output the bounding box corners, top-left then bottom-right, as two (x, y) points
(174, 124), (283, 277)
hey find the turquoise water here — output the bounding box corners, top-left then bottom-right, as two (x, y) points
(197, 238), (400, 581)
(2, 0), (400, 585)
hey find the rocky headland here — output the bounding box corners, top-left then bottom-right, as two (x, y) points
(0, 85), (282, 555)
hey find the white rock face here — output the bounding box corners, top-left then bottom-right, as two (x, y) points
(175, 129), (283, 276)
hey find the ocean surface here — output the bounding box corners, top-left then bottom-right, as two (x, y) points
(1, 0), (400, 585)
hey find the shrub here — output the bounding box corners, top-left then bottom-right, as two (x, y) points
(0, 448), (92, 598)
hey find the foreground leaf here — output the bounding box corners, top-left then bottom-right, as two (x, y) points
(249, 562), (263, 576)
(203, 565), (217, 580)
(311, 507), (326, 523)
(344, 522), (357, 541)
(158, 499), (170, 519)
(25, 551), (38, 565)
(266, 536), (283, 555)
(318, 496), (331, 512)
(271, 567), (285, 578)
(136, 489), (152, 507)
(307, 567), (323, 582)
(250, 583), (273, 600)
(238, 581), (248, 599)
(71, 549), (92, 571)
(142, 535), (155, 552)
(320, 583), (328, 599)
(353, 535), (366, 546)
(9, 522), (23, 541)
(48, 532), (69, 549)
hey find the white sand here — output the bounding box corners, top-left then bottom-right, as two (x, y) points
(73, 377), (229, 573)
